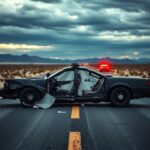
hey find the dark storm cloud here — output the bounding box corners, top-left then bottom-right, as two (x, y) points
(113, 0), (150, 11)
(0, 0), (149, 59)
(31, 0), (62, 3)
(75, 0), (150, 12)
(0, 0), (149, 31)
(75, 0), (150, 31)
(0, 6), (73, 29)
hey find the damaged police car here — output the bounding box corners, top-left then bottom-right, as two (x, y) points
(0, 64), (150, 108)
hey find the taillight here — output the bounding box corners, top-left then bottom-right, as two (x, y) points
(147, 81), (150, 86)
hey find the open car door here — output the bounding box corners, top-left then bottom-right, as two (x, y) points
(77, 69), (106, 99)
(50, 69), (76, 100)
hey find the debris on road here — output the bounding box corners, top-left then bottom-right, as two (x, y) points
(57, 110), (67, 114)
(81, 103), (85, 107)
(33, 93), (55, 109)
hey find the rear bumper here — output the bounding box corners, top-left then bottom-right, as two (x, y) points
(132, 87), (150, 98)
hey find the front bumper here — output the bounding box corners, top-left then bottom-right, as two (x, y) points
(0, 88), (20, 99)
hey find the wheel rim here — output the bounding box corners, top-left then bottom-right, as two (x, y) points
(115, 91), (126, 102)
(27, 94), (34, 101)
(22, 91), (37, 106)
(25, 92), (36, 102)
(110, 87), (130, 106)
(117, 93), (124, 101)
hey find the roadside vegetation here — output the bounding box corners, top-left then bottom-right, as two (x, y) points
(0, 64), (150, 88)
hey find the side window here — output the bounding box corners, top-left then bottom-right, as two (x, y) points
(55, 70), (74, 91)
(78, 70), (99, 94)
(88, 72), (99, 82)
(55, 71), (74, 81)
(79, 70), (99, 83)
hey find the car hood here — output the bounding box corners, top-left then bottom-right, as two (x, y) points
(6, 78), (46, 88)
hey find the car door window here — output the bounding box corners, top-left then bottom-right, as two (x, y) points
(55, 70), (74, 91)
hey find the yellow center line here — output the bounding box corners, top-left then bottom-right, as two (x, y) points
(71, 105), (80, 119)
(69, 106), (81, 149)
(68, 132), (81, 150)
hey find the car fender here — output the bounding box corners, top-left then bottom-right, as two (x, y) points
(107, 83), (133, 99)
(20, 85), (46, 97)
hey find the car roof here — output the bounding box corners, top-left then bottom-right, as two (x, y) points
(48, 64), (107, 79)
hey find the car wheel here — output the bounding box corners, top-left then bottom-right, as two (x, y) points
(110, 87), (131, 107)
(20, 87), (41, 107)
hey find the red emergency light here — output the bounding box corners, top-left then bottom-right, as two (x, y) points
(97, 60), (112, 72)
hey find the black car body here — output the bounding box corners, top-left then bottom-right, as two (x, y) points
(0, 64), (150, 107)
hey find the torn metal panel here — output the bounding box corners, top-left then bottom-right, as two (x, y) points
(33, 93), (55, 109)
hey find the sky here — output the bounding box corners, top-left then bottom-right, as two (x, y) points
(0, 0), (149, 60)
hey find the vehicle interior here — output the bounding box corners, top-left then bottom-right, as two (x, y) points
(48, 67), (105, 98)
(50, 70), (75, 96)
(78, 69), (105, 96)
(82, 78), (105, 95)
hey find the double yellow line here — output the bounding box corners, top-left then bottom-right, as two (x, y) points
(68, 105), (81, 150)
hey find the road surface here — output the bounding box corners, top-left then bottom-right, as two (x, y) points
(0, 98), (150, 150)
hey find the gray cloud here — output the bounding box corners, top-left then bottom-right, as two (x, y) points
(76, 0), (150, 12)
(0, 0), (149, 59)
(31, 0), (62, 3)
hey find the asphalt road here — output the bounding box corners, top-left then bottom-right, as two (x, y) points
(0, 98), (150, 150)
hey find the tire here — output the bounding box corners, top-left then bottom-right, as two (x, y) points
(20, 87), (41, 107)
(109, 87), (131, 107)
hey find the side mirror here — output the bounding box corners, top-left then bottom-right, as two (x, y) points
(46, 72), (51, 78)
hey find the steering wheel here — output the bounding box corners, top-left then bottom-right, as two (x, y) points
(52, 78), (61, 87)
